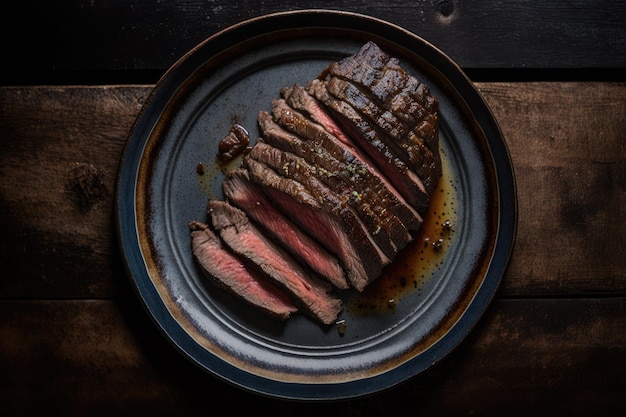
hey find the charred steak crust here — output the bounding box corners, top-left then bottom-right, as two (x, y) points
(308, 78), (431, 212)
(189, 41), (442, 324)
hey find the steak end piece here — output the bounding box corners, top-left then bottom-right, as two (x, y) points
(189, 220), (298, 321)
(208, 200), (343, 325)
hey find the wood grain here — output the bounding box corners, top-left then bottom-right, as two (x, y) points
(1, 298), (624, 416)
(2, 1), (625, 83)
(0, 86), (149, 298)
(476, 82), (626, 296)
(1, 83), (624, 299)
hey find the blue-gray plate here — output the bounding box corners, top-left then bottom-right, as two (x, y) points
(115, 10), (517, 400)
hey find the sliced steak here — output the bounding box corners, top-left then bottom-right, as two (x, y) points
(190, 41), (444, 317)
(326, 42), (440, 155)
(247, 141), (397, 259)
(370, 61), (439, 126)
(223, 168), (349, 290)
(270, 93), (422, 230)
(308, 78), (431, 212)
(323, 76), (442, 196)
(258, 111), (413, 249)
(324, 41), (391, 88)
(208, 200), (342, 325)
(244, 156), (385, 291)
(366, 61), (440, 159)
(189, 221), (297, 321)
(325, 77), (429, 164)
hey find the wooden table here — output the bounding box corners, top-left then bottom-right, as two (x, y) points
(1, 2), (625, 416)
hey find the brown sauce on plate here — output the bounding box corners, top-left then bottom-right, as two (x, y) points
(348, 153), (458, 316)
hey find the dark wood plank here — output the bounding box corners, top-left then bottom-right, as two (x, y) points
(2, 1), (625, 83)
(0, 86), (150, 298)
(1, 298), (624, 416)
(476, 82), (626, 296)
(2, 83), (625, 299)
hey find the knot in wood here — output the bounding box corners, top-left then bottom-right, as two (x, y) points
(67, 162), (109, 210)
(437, 1), (454, 17)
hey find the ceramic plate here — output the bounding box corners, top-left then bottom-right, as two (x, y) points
(116, 10), (516, 400)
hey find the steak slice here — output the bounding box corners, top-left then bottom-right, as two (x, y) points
(271, 92), (422, 231)
(308, 78), (431, 212)
(258, 111), (413, 250)
(189, 220), (297, 321)
(247, 141), (397, 260)
(208, 200), (342, 325)
(244, 156), (385, 291)
(280, 84), (355, 148)
(223, 168), (349, 290)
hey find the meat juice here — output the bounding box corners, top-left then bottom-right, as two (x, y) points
(196, 152), (245, 201)
(348, 150), (457, 315)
